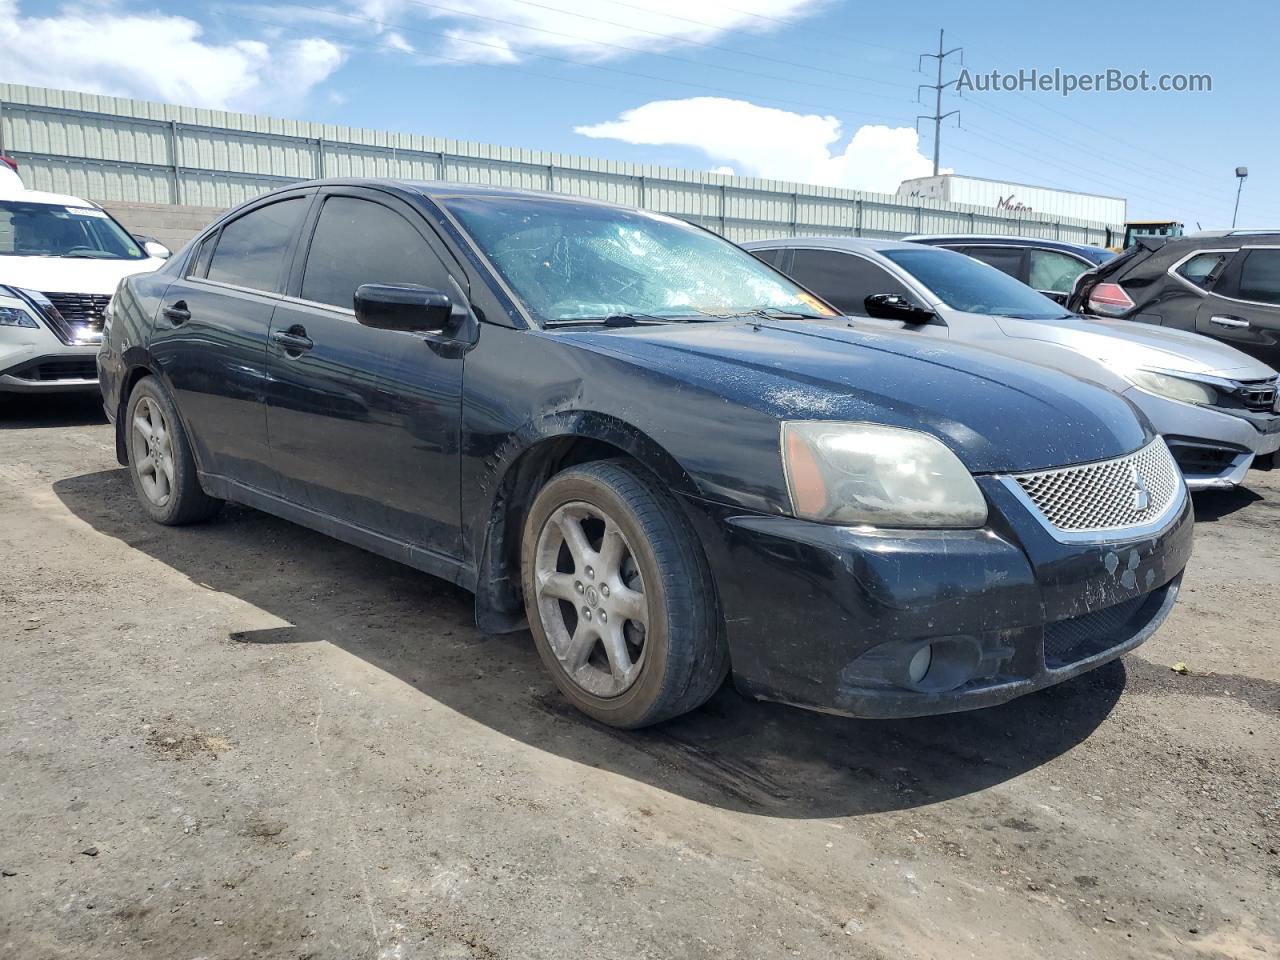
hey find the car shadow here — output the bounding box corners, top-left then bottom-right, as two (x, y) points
(1192, 486), (1264, 522)
(0, 392), (106, 429)
(55, 468), (1125, 819)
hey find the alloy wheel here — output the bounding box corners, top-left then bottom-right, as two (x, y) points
(132, 396), (175, 507)
(532, 501), (650, 698)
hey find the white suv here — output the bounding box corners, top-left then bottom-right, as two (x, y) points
(1, 162), (169, 394)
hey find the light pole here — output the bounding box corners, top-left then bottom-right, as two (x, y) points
(1232, 166), (1248, 228)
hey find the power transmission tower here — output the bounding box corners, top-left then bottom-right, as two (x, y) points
(917, 29), (963, 176)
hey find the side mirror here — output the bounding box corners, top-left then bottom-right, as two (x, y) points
(355, 283), (453, 334)
(864, 293), (935, 324)
(143, 240), (171, 260)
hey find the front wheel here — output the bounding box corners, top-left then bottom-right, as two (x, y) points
(124, 376), (221, 525)
(521, 459), (727, 728)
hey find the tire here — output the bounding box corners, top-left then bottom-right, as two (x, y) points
(124, 376), (221, 525)
(521, 459), (728, 728)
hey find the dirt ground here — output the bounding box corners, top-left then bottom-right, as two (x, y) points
(1, 394), (1277, 960)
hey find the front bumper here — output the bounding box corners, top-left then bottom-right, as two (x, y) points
(1123, 386), (1280, 489)
(1, 307), (100, 394)
(684, 475), (1193, 720)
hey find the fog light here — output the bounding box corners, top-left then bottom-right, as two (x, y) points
(908, 644), (932, 684)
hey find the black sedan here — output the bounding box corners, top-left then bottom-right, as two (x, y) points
(99, 180), (1192, 728)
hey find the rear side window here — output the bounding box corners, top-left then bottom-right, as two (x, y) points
(787, 249), (908, 316)
(1175, 252), (1229, 289)
(301, 196), (447, 309)
(1029, 249), (1088, 294)
(207, 197), (305, 293)
(751, 247), (785, 268)
(962, 246), (1024, 279)
(1237, 250), (1280, 304)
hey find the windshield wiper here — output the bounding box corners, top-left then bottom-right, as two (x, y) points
(695, 306), (830, 321)
(543, 313), (704, 329)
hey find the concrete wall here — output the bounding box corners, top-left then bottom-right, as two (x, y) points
(100, 201), (222, 253)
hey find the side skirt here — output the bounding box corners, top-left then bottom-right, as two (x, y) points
(199, 473), (475, 591)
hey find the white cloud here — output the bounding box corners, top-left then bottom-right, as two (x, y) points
(576, 97), (940, 194)
(0, 0), (345, 110)
(332, 0), (828, 64)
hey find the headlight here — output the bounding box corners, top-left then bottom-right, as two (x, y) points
(1127, 369), (1217, 406)
(0, 305), (38, 328)
(781, 421), (988, 528)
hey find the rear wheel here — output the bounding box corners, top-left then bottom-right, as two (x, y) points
(521, 459), (727, 728)
(125, 376), (221, 525)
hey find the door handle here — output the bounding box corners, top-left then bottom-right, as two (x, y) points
(1210, 315), (1251, 329)
(270, 327), (314, 353)
(162, 300), (190, 324)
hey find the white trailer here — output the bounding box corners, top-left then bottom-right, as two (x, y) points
(897, 174), (1127, 227)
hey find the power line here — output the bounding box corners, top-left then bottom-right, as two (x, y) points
(232, 10), (906, 124)
(389, 0), (910, 99)
(429, 0), (915, 90)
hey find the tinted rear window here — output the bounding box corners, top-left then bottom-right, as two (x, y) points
(207, 198), (305, 293)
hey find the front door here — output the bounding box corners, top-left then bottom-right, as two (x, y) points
(264, 188), (467, 558)
(786, 248), (950, 339)
(149, 192), (310, 493)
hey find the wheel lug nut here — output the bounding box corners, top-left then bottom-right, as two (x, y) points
(598, 611), (608, 624)
(584, 565), (594, 580)
(575, 581), (584, 593)
(582, 608), (592, 621)
(600, 584), (610, 598)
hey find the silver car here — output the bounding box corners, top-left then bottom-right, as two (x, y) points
(744, 237), (1280, 490)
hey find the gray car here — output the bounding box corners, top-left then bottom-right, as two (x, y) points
(745, 237), (1280, 490)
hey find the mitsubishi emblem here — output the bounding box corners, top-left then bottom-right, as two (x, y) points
(1130, 465), (1150, 512)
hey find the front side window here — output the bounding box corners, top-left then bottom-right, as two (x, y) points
(787, 249), (909, 316)
(0, 200), (144, 260)
(882, 247), (1066, 320)
(1175, 252), (1229, 289)
(207, 197), (305, 293)
(302, 197), (447, 309)
(1238, 249), (1280, 305)
(442, 197), (835, 324)
(1029, 249), (1089, 294)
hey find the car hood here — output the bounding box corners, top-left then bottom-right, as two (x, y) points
(563, 318), (1149, 474)
(987, 310), (1276, 380)
(0, 255), (165, 296)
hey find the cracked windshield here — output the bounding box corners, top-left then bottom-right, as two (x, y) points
(444, 196), (836, 324)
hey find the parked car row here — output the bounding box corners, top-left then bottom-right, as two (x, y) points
(96, 178), (1202, 729)
(746, 237), (1280, 490)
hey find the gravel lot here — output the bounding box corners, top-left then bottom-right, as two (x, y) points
(2, 394), (1277, 960)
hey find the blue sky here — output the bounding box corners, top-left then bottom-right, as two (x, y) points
(2, 0), (1275, 228)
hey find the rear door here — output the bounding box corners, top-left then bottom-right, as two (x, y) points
(149, 190), (311, 492)
(264, 186), (467, 557)
(1192, 246), (1280, 364)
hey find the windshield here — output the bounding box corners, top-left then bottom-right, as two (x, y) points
(0, 200), (145, 260)
(882, 247), (1068, 320)
(442, 196), (835, 324)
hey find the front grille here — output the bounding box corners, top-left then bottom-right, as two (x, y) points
(42, 292), (111, 331)
(1234, 378), (1278, 413)
(1043, 591), (1157, 669)
(1012, 438), (1180, 535)
(10, 358), (98, 382)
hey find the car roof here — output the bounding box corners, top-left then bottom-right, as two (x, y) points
(1184, 228), (1280, 239)
(740, 236), (920, 254)
(298, 177), (635, 208)
(0, 187), (102, 208)
(903, 234), (1109, 255)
